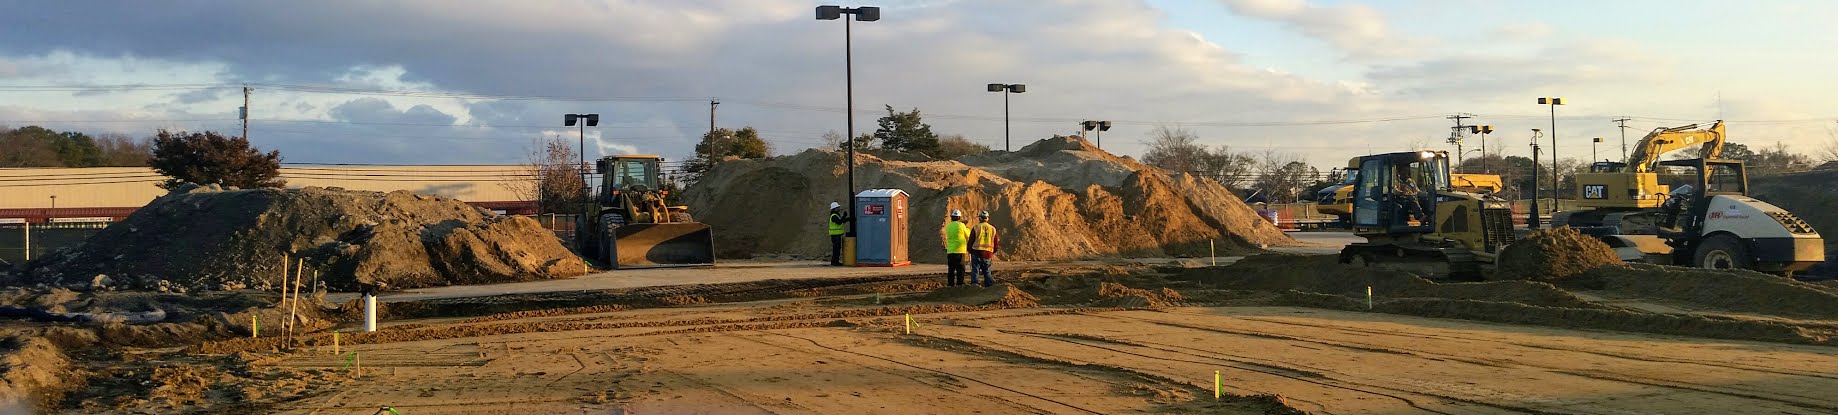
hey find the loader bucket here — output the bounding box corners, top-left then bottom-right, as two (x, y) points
(609, 222), (715, 269)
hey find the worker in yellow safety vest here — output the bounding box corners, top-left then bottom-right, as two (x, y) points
(967, 210), (1000, 287)
(827, 201), (849, 266)
(941, 209), (969, 285)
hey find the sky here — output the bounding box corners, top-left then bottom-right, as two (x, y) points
(2, 0), (1835, 168)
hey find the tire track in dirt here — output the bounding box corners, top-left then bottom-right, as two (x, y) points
(1126, 311), (1838, 411)
(761, 331), (1109, 415)
(722, 333), (1051, 414)
(985, 330), (1479, 415)
(1217, 313), (1838, 385)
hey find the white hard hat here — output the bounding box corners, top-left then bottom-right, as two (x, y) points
(978, 210), (989, 218)
(950, 209), (962, 217)
(830, 201), (841, 210)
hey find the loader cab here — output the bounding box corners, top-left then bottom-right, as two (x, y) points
(595, 155), (663, 203)
(1351, 151), (1449, 233)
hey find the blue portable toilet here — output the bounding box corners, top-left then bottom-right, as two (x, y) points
(853, 189), (910, 267)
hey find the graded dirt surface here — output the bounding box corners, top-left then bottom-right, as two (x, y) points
(18, 254), (1838, 414)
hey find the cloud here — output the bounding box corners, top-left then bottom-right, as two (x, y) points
(1492, 21), (1552, 41)
(0, 0), (1386, 162)
(1216, 0), (1419, 59)
(328, 98), (458, 126)
(1365, 41), (1674, 101)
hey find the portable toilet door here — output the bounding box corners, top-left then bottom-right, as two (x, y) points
(853, 189), (910, 267)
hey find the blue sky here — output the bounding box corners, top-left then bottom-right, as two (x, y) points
(1, 0), (1834, 167)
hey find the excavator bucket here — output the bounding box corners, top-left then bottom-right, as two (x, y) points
(608, 222), (715, 269)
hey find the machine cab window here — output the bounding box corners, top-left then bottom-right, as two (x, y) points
(607, 158), (658, 192)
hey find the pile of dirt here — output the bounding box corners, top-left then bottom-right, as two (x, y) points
(1090, 282), (1184, 308)
(1180, 254), (1601, 308)
(0, 335), (80, 412)
(682, 136), (1291, 263)
(1749, 170), (1838, 277)
(1494, 227), (1622, 281)
(918, 284), (1040, 308)
(1575, 263), (1838, 320)
(13, 185), (586, 292)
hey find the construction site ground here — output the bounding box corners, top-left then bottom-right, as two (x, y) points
(21, 231), (1838, 414)
(266, 277), (1838, 415)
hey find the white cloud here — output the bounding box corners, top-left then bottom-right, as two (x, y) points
(1492, 21), (1552, 41)
(1216, 0), (1420, 59)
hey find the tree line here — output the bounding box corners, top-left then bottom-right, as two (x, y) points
(0, 125), (154, 168)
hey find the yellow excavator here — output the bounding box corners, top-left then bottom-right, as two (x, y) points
(1554, 121), (1727, 233)
(575, 155), (716, 269)
(1555, 121), (1822, 276)
(1337, 151), (1517, 280)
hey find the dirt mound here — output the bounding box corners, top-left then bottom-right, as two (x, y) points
(1495, 227), (1622, 281)
(1577, 263), (1838, 320)
(14, 186), (585, 292)
(1090, 282), (1184, 308)
(1180, 254), (1602, 309)
(682, 136), (1290, 263)
(0, 335), (80, 411)
(919, 284), (1039, 308)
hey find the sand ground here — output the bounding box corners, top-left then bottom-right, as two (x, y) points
(262, 296), (1838, 414)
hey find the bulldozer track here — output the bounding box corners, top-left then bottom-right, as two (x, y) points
(760, 331), (1108, 415)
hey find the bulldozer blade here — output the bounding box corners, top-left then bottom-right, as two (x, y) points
(610, 223), (715, 269)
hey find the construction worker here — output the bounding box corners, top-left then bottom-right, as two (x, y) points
(827, 201), (849, 266)
(967, 210), (1000, 287)
(942, 209), (970, 286)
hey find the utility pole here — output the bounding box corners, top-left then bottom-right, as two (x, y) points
(709, 99), (719, 137)
(1613, 117), (1631, 161)
(1529, 128), (1543, 229)
(241, 86), (251, 139)
(1447, 113), (1472, 171)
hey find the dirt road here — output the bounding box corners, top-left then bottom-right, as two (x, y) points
(263, 300), (1838, 414)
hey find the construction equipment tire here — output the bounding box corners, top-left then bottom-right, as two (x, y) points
(1693, 234), (1750, 271)
(669, 212), (694, 223)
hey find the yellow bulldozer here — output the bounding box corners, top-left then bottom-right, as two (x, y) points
(575, 155), (715, 269)
(1318, 158), (1502, 226)
(1337, 151), (1517, 280)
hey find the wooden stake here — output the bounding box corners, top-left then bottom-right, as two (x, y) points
(1214, 370), (1221, 400)
(904, 313), (912, 334)
(251, 315), (258, 338)
(287, 263), (305, 343)
(333, 332), (340, 355)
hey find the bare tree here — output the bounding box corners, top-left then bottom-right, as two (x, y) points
(503, 136), (586, 214)
(931, 134), (991, 160)
(1141, 125), (1256, 189)
(1822, 129), (1838, 163)
(1249, 150), (1317, 203)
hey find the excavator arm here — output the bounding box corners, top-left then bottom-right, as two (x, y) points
(1627, 121), (1725, 173)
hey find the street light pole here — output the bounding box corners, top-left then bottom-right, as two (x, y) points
(1529, 128), (1543, 228)
(818, 5), (880, 236)
(564, 113), (600, 213)
(1080, 120), (1111, 148)
(1538, 97), (1563, 210)
(987, 83), (1026, 151)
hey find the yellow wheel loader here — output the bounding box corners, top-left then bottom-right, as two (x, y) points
(1338, 151), (1517, 280)
(576, 155), (715, 269)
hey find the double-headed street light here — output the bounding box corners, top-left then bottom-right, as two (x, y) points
(1080, 120), (1111, 148)
(565, 113), (599, 209)
(986, 83), (1026, 151)
(1468, 125), (1494, 173)
(817, 5), (880, 236)
(1537, 97), (1563, 210)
